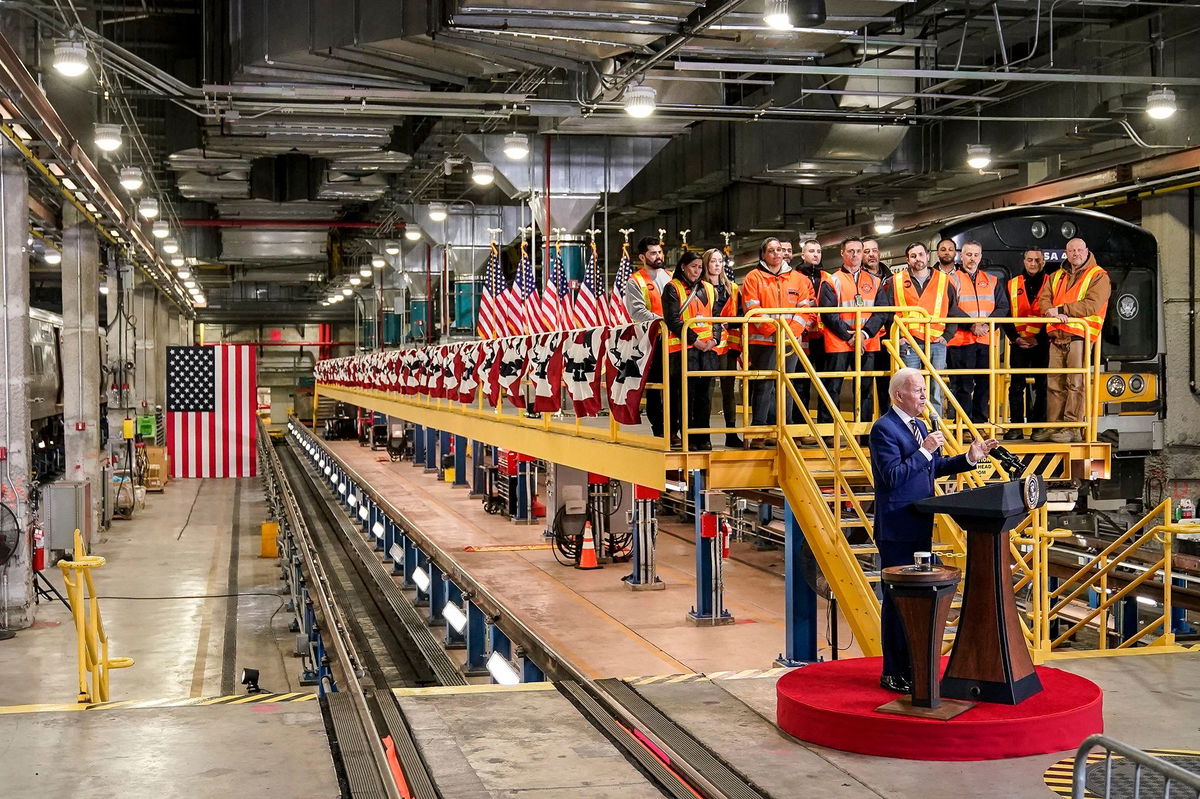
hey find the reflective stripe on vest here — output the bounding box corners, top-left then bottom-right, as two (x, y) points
(1046, 265), (1105, 342)
(1008, 274), (1044, 338)
(666, 279), (715, 353)
(744, 269), (812, 347)
(630, 269), (663, 317)
(948, 269), (997, 345)
(897, 269), (950, 340)
(821, 269), (881, 353)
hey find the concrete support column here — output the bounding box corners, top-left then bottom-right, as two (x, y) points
(61, 205), (102, 541)
(133, 276), (159, 414)
(0, 138), (33, 629)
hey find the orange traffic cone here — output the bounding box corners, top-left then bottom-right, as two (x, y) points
(576, 521), (602, 570)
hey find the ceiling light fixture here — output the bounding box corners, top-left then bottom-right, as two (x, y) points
(151, 220), (169, 238)
(428, 202), (448, 222)
(118, 166), (143, 192)
(471, 162), (495, 185)
(183, 279), (196, 289)
(384, 240), (400, 255)
(764, 0), (825, 29)
(502, 133), (529, 160)
(43, 249), (62, 265)
(137, 196), (159, 219)
(359, 266), (372, 278)
(349, 277), (362, 286)
(52, 38), (89, 77)
(170, 255), (186, 267)
(187, 285), (200, 295)
(873, 212), (895, 235)
(342, 288), (353, 296)
(176, 268), (191, 279)
(623, 84), (657, 118)
(99, 284), (109, 296)
(372, 253), (386, 268)
(93, 123), (122, 152)
(966, 143), (992, 170)
(162, 237), (180, 254)
(1146, 87), (1177, 120)
(405, 228), (421, 241)
(763, 0), (792, 29)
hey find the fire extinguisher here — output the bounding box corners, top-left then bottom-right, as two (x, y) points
(31, 522), (46, 571)
(719, 518), (732, 559)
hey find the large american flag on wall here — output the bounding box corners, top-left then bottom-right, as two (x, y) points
(166, 345), (258, 478)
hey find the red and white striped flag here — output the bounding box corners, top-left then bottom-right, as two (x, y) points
(477, 241), (507, 339)
(608, 241), (634, 324)
(574, 238), (608, 328)
(166, 345), (258, 478)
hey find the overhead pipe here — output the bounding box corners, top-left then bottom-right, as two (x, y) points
(180, 219), (387, 229)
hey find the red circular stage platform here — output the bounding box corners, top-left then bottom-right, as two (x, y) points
(776, 657), (1103, 761)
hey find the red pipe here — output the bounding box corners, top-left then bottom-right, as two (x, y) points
(179, 219), (396, 229)
(543, 134), (552, 270)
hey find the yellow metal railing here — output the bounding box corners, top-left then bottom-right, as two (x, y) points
(58, 529), (134, 703)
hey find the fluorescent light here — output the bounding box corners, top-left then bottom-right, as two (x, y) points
(412, 566), (431, 592)
(338, 482), (347, 495)
(966, 144), (992, 170)
(428, 202), (448, 222)
(52, 39), (89, 77)
(137, 196), (159, 219)
(874, 212), (895, 235)
(358, 505), (368, 520)
(389, 543), (404, 562)
(372, 521), (385, 538)
(623, 85), (657, 118)
(1136, 596), (1159, 606)
(471, 162), (495, 185)
(442, 601), (467, 633)
(347, 493), (357, 507)
(502, 133), (529, 160)
(384, 240), (400, 255)
(486, 651), (521, 686)
(118, 166), (143, 191)
(151, 220), (169, 239)
(1146, 87), (1176, 120)
(324, 465), (332, 476)
(43, 249), (62, 265)
(93, 123), (122, 152)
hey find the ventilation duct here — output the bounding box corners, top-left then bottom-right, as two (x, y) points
(250, 154), (329, 202)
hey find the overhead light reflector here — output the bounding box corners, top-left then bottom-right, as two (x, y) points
(405, 228), (421, 241)
(359, 266), (372, 277)
(966, 144), (992, 170)
(873, 212), (895, 235)
(471, 162), (495, 185)
(151, 220), (169, 238)
(428, 202), (448, 222)
(1146, 87), (1177, 120)
(93, 123), (122, 152)
(137, 196), (159, 219)
(170, 255), (186, 267)
(52, 39), (89, 77)
(502, 133), (529, 160)
(384, 240), (401, 255)
(624, 85), (657, 118)
(118, 166), (143, 192)
(162, 237), (180, 254)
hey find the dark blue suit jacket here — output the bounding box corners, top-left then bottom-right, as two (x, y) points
(870, 409), (972, 543)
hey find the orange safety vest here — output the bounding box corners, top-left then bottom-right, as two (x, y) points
(629, 268), (663, 317)
(948, 268), (998, 345)
(1008, 273), (1044, 339)
(666, 279), (715, 353)
(716, 283), (741, 354)
(1046, 265), (1106, 342)
(740, 266), (814, 347)
(895, 269), (951, 341)
(821, 268), (882, 353)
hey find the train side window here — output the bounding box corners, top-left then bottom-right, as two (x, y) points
(1103, 267), (1155, 362)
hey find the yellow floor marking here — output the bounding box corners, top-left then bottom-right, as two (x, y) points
(392, 682), (556, 697)
(259, 692), (307, 703)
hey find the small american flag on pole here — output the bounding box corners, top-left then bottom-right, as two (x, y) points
(166, 345), (257, 478)
(608, 240), (634, 324)
(542, 240), (574, 330)
(574, 236), (607, 328)
(477, 240), (506, 339)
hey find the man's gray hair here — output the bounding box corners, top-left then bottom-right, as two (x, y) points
(889, 367), (924, 400)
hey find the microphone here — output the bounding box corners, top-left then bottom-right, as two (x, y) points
(991, 445), (1025, 480)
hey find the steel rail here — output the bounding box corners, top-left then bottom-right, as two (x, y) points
(258, 422), (403, 799)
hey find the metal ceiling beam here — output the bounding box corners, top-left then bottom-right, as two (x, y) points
(672, 61), (1200, 86)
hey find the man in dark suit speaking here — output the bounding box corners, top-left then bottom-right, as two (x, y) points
(870, 367), (999, 693)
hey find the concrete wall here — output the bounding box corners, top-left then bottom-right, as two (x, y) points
(1140, 193), (1200, 506)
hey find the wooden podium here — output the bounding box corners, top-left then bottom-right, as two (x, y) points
(913, 476), (1046, 705)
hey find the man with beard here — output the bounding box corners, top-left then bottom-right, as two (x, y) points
(624, 236), (671, 442)
(1002, 249), (1051, 439)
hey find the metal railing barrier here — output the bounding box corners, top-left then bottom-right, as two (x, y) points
(58, 529), (134, 703)
(1072, 734), (1200, 799)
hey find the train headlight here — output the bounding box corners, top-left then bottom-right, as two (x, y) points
(1129, 375), (1146, 394)
(1106, 375), (1126, 398)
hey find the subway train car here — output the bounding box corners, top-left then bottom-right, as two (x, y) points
(929, 206), (1161, 502)
(27, 308), (108, 481)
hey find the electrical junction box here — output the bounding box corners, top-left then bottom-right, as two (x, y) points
(43, 480), (93, 552)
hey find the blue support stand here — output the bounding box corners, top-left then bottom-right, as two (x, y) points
(412, 424), (425, 467)
(1118, 595), (1138, 642)
(469, 440), (486, 497)
(438, 430), (452, 478)
(1172, 576), (1194, 634)
(444, 582), (467, 649)
(453, 435), (469, 488)
(513, 459), (532, 523)
(489, 625), (513, 684)
(424, 427), (438, 472)
(687, 470), (733, 626)
(463, 601), (489, 676)
(522, 657), (545, 683)
(1049, 576), (1062, 639)
(383, 519), (400, 572)
(778, 501), (818, 665)
(427, 562), (445, 625)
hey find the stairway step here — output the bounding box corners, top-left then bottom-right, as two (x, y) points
(848, 543), (956, 555)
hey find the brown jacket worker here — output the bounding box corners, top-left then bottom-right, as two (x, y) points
(623, 236), (669, 439)
(817, 237), (890, 425)
(1001, 250), (1051, 439)
(740, 237), (816, 447)
(663, 251), (719, 451)
(1035, 238), (1110, 443)
(946, 241), (1009, 424)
